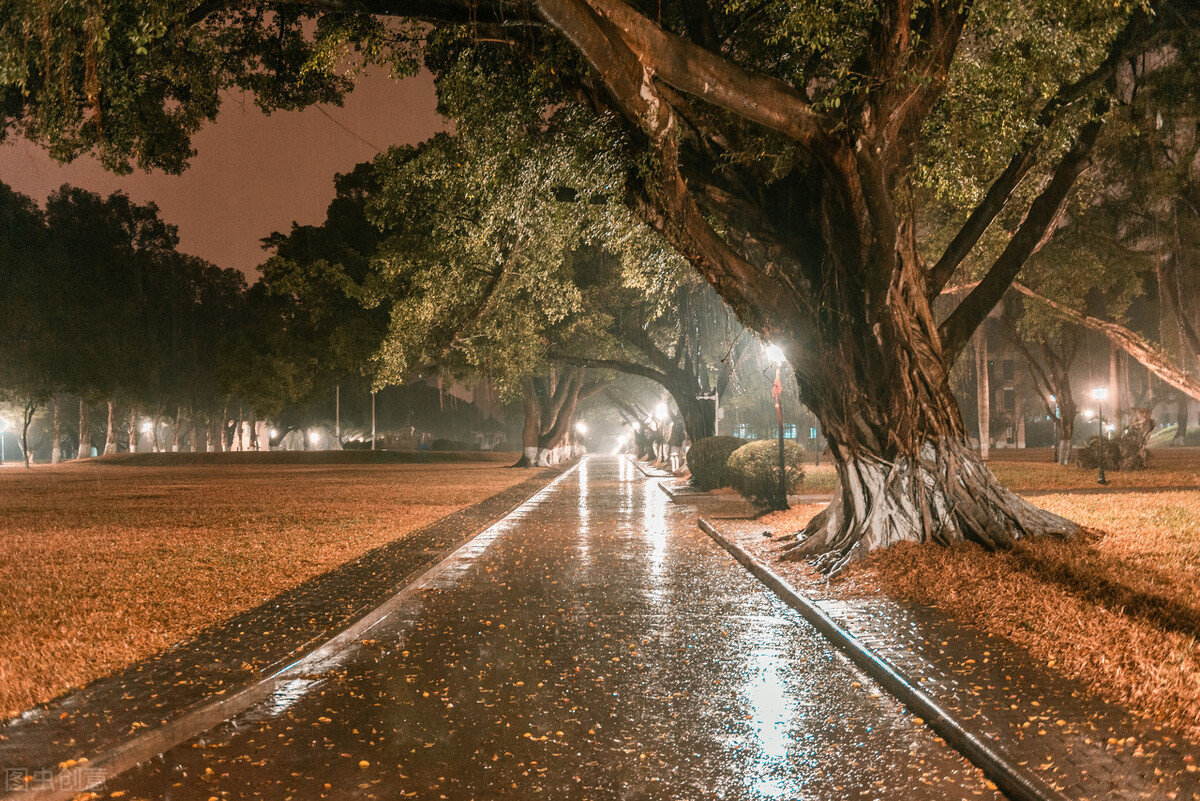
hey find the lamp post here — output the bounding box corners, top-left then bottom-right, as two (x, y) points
(766, 344), (789, 511)
(1092, 387), (1107, 485)
(0, 417), (6, 465)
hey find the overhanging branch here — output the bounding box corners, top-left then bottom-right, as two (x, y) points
(1013, 282), (1200, 401)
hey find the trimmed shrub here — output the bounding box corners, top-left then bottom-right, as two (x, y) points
(727, 439), (805, 508)
(687, 436), (746, 490)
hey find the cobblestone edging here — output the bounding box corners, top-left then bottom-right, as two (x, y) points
(0, 466), (572, 801)
(700, 517), (1067, 801)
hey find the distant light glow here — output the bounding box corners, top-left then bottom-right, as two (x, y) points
(0, 417), (7, 432)
(270, 428), (278, 438)
(1084, 409), (1094, 420)
(1092, 387), (1108, 401)
(575, 421), (588, 435)
(765, 343), (785, 365)
(655, 403), (669, 422)
(141, 420), (152, 433)
(308, 431), (319, 445)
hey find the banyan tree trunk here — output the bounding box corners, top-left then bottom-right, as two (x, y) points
(781, 259), (1077, 575)
(128, 408), (138, 453)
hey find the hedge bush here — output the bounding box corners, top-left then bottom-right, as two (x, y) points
(687, 436), (746, 490)
(727, 439), (805, 508)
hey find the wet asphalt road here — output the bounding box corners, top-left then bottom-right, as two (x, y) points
(102, 457), (998, 800)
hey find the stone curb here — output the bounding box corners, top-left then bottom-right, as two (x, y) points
(698, 517), (1070, 801)
(624, 455), (676, 478)
(2, 465), (579, 801)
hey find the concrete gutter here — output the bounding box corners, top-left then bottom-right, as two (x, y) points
(699, 517), (1070, 801)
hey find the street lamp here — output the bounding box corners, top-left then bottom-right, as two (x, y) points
(766, 343), (789, 511)
(575, 421), (589, 436)
(1092, 387), (1108, 485)
(0, 416), (7, 465)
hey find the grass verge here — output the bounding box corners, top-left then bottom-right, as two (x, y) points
(0, 456), (533, 718)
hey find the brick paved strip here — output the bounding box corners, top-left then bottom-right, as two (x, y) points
(0, 466), (565, 799)
(699, 517), (1068, 801)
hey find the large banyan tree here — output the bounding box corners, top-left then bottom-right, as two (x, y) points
(5, 0), (1197, 570)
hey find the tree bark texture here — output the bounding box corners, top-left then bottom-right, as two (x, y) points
(105, 399), (118, 455)
(51, 396), (61, 464)
(974, 327), (990, 460)
(77, 399), (91, 459)
(128, 407), (138, 453)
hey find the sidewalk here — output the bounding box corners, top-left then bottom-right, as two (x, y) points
(57, 457), (998, 800)
(713, 523), (1200, 800)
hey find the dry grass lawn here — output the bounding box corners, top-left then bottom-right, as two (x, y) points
(0, 455), (533, 718)
(741, 448), (1200, 741)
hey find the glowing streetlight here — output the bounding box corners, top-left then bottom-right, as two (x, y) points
(141, 420), (152, 433)
(766, 342), (789, 511)
(1092, 387), (1108, 485)
(655, 403), (669, 422)
(575, 421), (589, 435)
(308, 430), (320, 446)
(270, 428), (278, 439)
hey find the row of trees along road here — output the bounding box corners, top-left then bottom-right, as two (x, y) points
(0, 182), (333, 466)
(7, 0), (1200, 570)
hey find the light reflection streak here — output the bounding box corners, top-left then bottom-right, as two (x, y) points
(640, 479), (667, 580)
(576, 457), (590, 564)
(739, 637), (799, 798)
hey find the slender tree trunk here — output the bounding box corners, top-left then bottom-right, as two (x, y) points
(21, 398), (37, 468)
(152, 416), (161, 452)
(974, 327), (990, 460)
(77, 398), (91, 459)
(171, 407), (183, 452)
(1173, 390), (1190, 446)
(104, 400), (118, 455)
(128, 407), (138, 453)
(51, 396), (62, 464)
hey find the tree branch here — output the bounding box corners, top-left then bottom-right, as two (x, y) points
(926, 10), (1149, 297)
(1013, 281), (1200, 401)
(553, 353), (670, 386)
(939, 107), (1108, 361)
(578, 0), (835, 150)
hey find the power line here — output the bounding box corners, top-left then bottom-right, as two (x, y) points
(314, 104), (382, 153)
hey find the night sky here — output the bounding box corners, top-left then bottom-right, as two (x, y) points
(0, 70), (444, 278)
